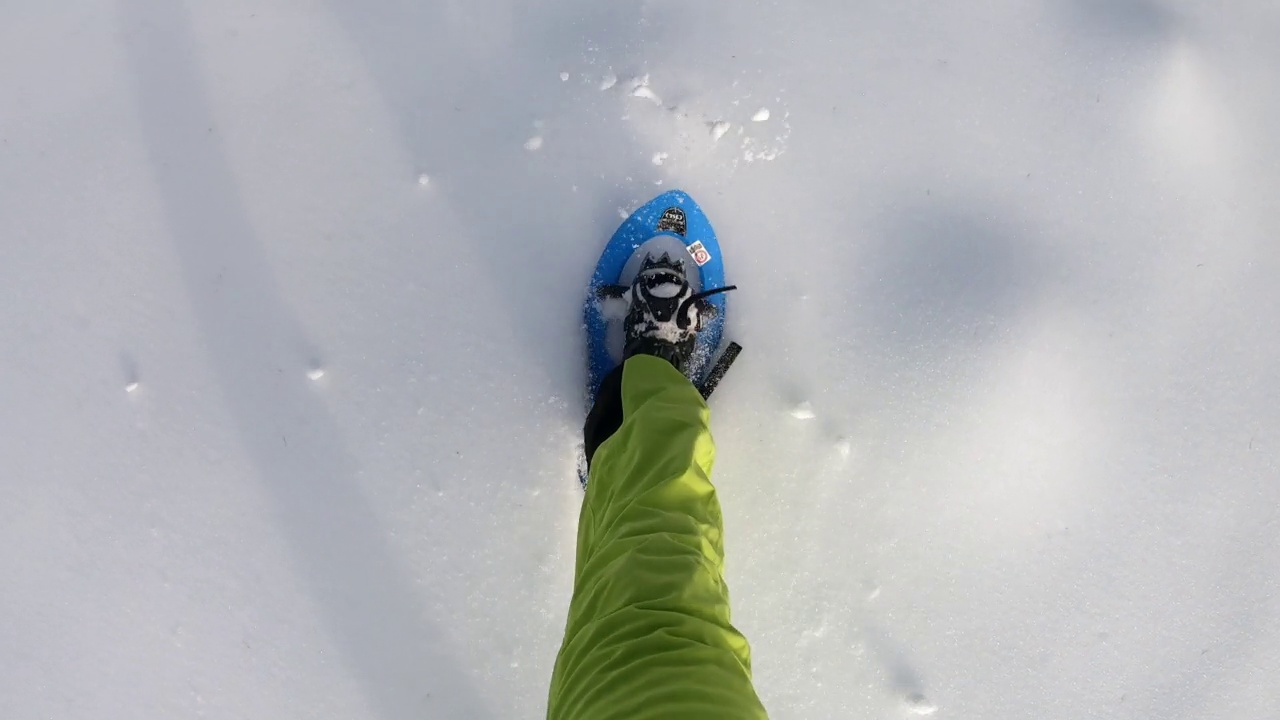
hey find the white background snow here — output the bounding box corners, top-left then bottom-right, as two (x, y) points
(3, 0), (1277, 718)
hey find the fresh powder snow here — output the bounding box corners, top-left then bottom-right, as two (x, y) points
(2, 1), (1278, 718)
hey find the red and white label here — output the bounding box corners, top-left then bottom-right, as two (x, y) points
(686, 241), (712, 267)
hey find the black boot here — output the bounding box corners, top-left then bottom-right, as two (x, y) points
(585, 254), (737, 466)
(617, 254), (734, 375)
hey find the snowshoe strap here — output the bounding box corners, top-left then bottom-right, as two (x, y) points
(698, 342), (743, 400)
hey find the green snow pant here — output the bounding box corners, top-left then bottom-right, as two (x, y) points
(547, 354), (767, 720)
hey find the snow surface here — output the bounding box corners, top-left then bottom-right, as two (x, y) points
(3, 1), (1278, 718)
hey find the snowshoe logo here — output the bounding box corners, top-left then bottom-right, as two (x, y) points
(686, 241), (712, 267)
(657, 207), (687, 236)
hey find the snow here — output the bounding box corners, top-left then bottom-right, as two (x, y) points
(630, 83), (663, 106)
(790, 401), (817, 421)
(2, 1), (1278, 719)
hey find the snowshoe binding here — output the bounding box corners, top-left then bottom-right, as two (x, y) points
(598, 253), (739, 395)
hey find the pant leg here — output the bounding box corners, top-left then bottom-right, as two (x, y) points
(548, 355), (767, 720)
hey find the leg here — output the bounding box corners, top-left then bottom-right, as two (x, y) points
(548, 355), (767, 720)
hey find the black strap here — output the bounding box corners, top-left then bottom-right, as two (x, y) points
(698, 342), (743, 399)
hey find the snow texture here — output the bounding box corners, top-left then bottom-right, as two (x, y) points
(2, 1), (1279, 719)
